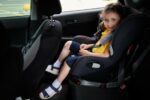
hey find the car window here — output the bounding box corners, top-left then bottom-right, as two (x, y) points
(60, 0), (117, 12)
(0, 0), (30, 17)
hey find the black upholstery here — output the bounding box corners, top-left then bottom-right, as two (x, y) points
(124, 0), (150, 100)
(124, 0), (145, 9)
(37, 0), (62, 16)
(0, 21), (9, 63)
(124, 0), (150, 10)
(73, 35), (97, 44)
(0, 21), (10, 99)
(118, 0), (125, 5)
(0, 22), (23, 99)
(125, 0), (150, 17)
(21, 19), (62, 98)
(19, 0), (62, 98)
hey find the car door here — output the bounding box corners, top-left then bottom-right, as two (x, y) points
(0, 0), (41, 99)
(54, 9), (99, 46)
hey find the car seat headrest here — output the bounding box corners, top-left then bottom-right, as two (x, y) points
(112, 13), (148, 60)
(124, 0), (144, 9)
(119, 0), (125, 5)
(124, 0), (150, 10)
(37, 0), (62, 16)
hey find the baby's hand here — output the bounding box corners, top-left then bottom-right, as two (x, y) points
(80, 44), (88, 49)
(79, 49), (91, 56)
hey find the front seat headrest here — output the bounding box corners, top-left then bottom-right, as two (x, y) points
(38, 0), (62, 16)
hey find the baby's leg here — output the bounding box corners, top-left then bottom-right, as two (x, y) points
(46, 41), (73, 75)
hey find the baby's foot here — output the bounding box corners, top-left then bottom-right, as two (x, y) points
(39, 84), (62, 99)
(45, 65), (59, 75)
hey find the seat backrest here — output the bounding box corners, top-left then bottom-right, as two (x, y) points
(123, 0), (150, 99)
(19, 0), (62, 98)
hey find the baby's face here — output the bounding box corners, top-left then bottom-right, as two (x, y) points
(101, 11), (121, 31)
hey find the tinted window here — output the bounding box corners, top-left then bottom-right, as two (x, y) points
(0, 0), (30, 17)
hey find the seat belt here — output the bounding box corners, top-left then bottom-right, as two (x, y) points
(93, 33), (113, 48)
(93, 31), (114, 56)
(22, 19), (54, 55)
(22, 19), (49, 54)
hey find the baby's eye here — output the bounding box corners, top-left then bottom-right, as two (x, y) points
(104, 19), (109, 22)
(111, 18), (116, 22)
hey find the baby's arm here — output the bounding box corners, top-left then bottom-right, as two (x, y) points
(79, 49), (109, 57)
(80, 44), (94, 50)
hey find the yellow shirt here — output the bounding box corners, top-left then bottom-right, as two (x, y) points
(92, 29), (111, 53)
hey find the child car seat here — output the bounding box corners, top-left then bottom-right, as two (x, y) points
(69, 1), (149, 100)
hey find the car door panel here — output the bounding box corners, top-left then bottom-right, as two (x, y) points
(0, 16), (30, 47)
(54, 9), (101, 40)
(53, 9), (102, 51)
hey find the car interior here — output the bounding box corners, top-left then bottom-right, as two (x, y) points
(0, 0), (150, 100)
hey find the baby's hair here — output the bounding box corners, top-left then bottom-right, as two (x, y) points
(98, 3), (131, 31)
(101, 3), (126, 20)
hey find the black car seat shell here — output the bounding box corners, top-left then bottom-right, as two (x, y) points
(70, 12), (148, 83)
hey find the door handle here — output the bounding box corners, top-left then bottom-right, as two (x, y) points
(66, 19), (78, 24)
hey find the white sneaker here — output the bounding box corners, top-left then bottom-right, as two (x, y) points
(45, 65), (59, 75)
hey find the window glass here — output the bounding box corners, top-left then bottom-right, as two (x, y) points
(0, 0), (30, 17)
(60, 0), (117, 12)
